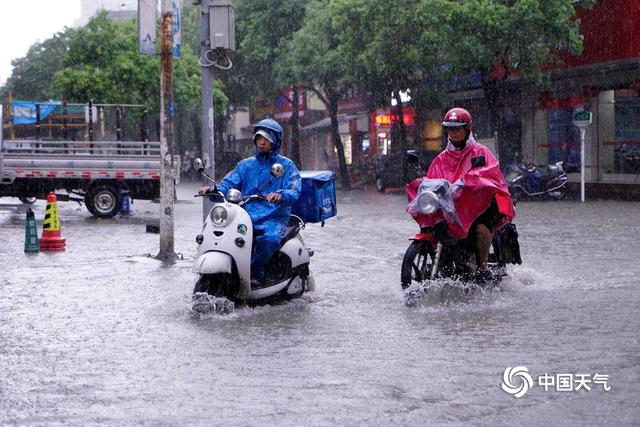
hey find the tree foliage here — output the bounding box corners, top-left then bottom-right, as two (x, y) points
(444, 0), (596, 161)
(1, 0), (596, 167)
(1, 30), (72, 100)
(235, 0), (308, 166)
(281, 0), (363, 189)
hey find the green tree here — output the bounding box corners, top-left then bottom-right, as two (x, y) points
(236, 0), (308, 167)
(445, 0), (596, 162)
(55, 12), (158, 107)
(334, 0), (450, 181)
(282, 0), (366, 189)
(54, 11), (227, 153)
(1, 29), (72, 100)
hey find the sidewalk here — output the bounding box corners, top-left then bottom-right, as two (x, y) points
(566, 182), (640, 201)
(337, 180), (406, 195)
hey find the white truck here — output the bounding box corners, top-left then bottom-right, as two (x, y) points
(0, 104), (166, 218)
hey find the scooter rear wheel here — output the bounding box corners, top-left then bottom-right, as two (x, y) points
(401, 240), (435, 290)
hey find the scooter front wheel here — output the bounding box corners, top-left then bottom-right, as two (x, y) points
(549, 187), (566, 200)
(401, 240), (435, 290)
(193, 273), (233, 298)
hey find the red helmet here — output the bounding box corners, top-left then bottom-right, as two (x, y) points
(442, 108), (472, 130)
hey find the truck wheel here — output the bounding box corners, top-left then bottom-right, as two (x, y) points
(19, 196), (37, 205)
(85, 185), (121, 218)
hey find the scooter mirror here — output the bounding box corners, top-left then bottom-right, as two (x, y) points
(227, 188), (242, 203)
(193, 158), (205, 173)
(271, 163), (285, 178)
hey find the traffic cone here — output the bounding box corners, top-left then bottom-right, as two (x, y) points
(40, 192), (66, 251)
(24, 208), (40, 253)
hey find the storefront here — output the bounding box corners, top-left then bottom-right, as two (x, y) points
(369, 106), (417, 156)
(515, 0), (640, 195)
(522, 80), (640, 187)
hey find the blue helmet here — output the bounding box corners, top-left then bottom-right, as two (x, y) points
(253, 118), (283, 151)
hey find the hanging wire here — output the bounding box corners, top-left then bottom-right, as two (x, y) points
(199, 48), (233, 70)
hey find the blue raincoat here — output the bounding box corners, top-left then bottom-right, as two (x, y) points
(214, 146), (301, 281)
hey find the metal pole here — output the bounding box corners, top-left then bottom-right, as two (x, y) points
(580, 127), (586, 203)
(157, 0), (177, 260)
(88, 100), (94, 142)
(116, 104), (123, 141)
(35, 104), (41, 141)
(200, 0), (215, 220)
(142, 106), (149, 155)
(0, 105), (4, 181)
(62, 101), (69, 140)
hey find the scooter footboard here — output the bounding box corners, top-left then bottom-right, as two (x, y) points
(192, 252), (233, 274)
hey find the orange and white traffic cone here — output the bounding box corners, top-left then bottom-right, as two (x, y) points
(40, 192), (66, 251)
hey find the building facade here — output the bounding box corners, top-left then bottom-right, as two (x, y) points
(75, 0), (137, 27)
(518, 0), (640, 195)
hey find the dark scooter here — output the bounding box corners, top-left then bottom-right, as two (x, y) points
(503, 161), (568, 201)
(401, 179), (522, 292)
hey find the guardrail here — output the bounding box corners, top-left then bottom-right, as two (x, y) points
(1, 139), (160, 158)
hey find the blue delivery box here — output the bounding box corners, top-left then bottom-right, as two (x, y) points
(292, 171), (337, 224)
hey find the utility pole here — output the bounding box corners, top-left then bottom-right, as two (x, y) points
(157, 0), (178, 260)
(200, 0), (215, 220)
(196, 0), (235, 220)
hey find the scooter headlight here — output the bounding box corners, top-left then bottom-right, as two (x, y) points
(210, 206), (228, 226)
(418, 191), (438, 214)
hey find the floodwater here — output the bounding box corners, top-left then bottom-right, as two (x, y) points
(0, 183), (638, 426)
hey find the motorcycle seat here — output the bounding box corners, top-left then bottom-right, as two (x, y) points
(252, 216), (303, 246)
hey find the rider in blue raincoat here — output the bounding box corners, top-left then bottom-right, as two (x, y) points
(199, 119), (301, 284)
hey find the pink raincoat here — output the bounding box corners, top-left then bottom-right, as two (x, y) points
(406, 136), (514, 238)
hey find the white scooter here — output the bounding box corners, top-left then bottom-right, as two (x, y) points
(191, 158), (314, 313)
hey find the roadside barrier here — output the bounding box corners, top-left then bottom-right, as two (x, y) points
(40, 192), (66, 251)
(120, 189), (131, 215)
(24, 208), (40, 253)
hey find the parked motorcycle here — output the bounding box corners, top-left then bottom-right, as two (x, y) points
(191, 158), (314, 313)
(401, 179), (522, 291)
(503, 161), (568, 201)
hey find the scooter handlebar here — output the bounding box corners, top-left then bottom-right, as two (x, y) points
(239, 193), (284, 206)
(195, 186), (224, 198)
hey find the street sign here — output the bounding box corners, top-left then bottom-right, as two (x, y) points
(138, 0), (157, 55)
(172, 0), (182, 58)
(573, 111), (592, 129)
(572, 110), (592, 203)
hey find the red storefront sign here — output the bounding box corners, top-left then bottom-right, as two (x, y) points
(373, 107), (416, 126)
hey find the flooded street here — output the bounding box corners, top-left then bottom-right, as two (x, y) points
(1, 183), (639, 425)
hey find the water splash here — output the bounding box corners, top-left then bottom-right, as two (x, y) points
(191, 292), (234, 315)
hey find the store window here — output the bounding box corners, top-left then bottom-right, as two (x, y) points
(377, 131), (391, 155)
(613, 89), (640, 174)
(600, 89), (640, 175)
(547, 107), (581, 168)
(342, 134), (352, 165)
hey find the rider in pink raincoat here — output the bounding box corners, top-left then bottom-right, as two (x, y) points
(407, 107), (514, 281)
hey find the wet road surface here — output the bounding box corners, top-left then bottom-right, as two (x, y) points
(1, 183), (638, 425)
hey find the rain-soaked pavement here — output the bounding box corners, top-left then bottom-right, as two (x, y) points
(1, 182), (639, 425)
